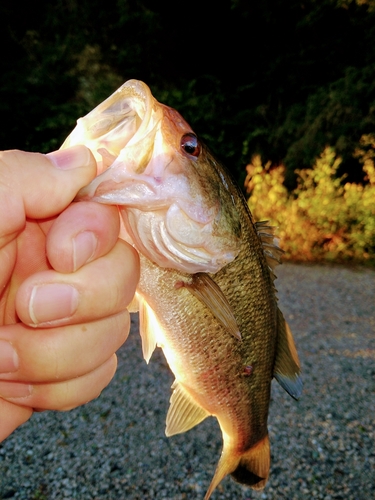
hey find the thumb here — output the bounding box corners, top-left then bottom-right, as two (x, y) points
(0, 146), (97, 246)
(1, 145), (97, 217)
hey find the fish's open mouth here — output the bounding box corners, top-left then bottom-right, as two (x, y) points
(62, 80), (159, 188)
(62, 79), (241, 274)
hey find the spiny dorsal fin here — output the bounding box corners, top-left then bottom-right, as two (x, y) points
(138, 297), (164, 364)
(166, 381), (210, 437)
(255, 220), (284, 272)
(273, 307), (303, 400)
(177, 273), (241, 340)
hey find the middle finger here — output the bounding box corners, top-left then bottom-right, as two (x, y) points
(15, 238), (139, 327)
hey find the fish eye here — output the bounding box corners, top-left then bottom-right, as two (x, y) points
(180, 133), (201, 158)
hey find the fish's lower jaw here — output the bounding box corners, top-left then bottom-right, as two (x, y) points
(204, 434), (270, 500)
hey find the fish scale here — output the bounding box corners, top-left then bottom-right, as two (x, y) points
(62, 79), (302, 499)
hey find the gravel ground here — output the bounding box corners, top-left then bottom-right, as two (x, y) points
(0, 263), (374, 500)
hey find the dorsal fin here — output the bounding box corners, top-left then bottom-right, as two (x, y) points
(255, 221), (284, 273)
(273, 307), (303, 400)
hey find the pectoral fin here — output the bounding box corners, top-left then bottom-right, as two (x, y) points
(166, 381), (210, 437)
(180, 273), (241, 340)
(273, 308), (303, 400)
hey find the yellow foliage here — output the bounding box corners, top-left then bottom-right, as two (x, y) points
(245, 143), (375, 263)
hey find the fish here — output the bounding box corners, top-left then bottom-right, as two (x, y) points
(61, 79), (302, 499)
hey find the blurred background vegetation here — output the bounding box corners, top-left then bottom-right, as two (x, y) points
(1, 0), (374, 263)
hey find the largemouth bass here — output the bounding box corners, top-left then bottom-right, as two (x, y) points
(62, 79), (302, 499)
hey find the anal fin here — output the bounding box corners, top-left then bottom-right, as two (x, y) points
(274, 307), (303, 400)
(166, 381), (210, 437)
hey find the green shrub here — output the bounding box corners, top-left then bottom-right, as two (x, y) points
(245, 139), (375, 264)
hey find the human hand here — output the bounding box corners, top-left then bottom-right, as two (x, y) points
(0, 146), (139, 441)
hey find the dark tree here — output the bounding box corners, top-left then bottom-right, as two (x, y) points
(1, 0), (374, 184)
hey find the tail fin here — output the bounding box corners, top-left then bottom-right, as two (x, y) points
(204, 435), (270, 500)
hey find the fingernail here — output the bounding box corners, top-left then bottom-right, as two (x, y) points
(29, 284), (79, 325)
(46, 145), (91, 170)
(0, 340), (19, 373)
(0, 381), (32, 399)
(73, 231), (98, 271)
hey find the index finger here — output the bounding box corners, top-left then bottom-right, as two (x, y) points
(46, 201), (121, 273)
